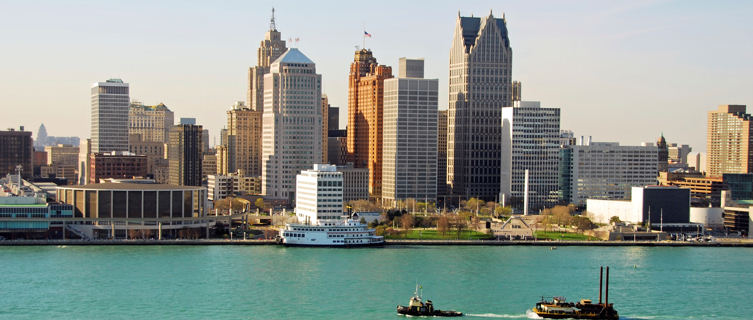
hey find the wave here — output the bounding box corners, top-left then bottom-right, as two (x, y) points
(466, 313), (529, 319)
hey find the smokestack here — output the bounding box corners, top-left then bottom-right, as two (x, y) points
(599, 266), (603, 304)
(523, 169), (529, 215)
(605, 266), (610, 306)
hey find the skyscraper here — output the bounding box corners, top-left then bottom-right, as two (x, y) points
(321, 95), (329, 164)
(346, 49), (393, 199)
(168, 124), (203, 186)
(382, 58), (438, 205)
(0, 127), (33, 179)
(128, 102), (174, 143)
(226, 101), (262, 177)
(247, 9), (288, 112)
(91, 79), (130, 153)
(261, 48), (322, 202)
(502, 101), (560, 211)
(657, 134), (669, 173)
(447, 12), (512, 200)
(437, 109), (448, 196)
(707, 104), (753, 177)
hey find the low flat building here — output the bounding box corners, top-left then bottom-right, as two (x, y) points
(587, 186), (690, 226)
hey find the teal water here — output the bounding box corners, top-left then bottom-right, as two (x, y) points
(1, 245), (751, 319)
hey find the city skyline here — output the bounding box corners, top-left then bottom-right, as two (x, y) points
(1, 1), (752, 152)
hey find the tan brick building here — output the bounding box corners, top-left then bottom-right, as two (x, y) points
(226, 102), (262, 177)
(707, 105), (753, 177)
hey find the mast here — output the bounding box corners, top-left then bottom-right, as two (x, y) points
(605, 266), (610, 306)
(598, 266), (603, 304)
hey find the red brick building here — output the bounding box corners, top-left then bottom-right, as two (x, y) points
(89, 152), (147, 184)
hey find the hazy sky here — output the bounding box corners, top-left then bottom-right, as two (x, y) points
(1, 0), (751, 152)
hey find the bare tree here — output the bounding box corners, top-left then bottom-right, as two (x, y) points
(401, 214), (415, 230)
(437, 215), (449, 236)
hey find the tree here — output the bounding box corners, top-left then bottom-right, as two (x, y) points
(609, 216), (621, 225)
(401, 214), (415, 230)
(231, 198), (246, 212)
(573, 216), (594, 231)
(348, 199), (379, 212)
(452, 215), (466, 239)
(495, 205), (512, 218)
(359, 217), (367, 224)
(437, 215), (449, 236)
(255, 198), (265, 211)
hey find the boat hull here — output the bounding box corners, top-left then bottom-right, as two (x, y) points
(532, 307), (618, 320)
(397, 306), (462, 317)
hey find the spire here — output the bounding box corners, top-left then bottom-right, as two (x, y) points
(270, 7), (277, 31)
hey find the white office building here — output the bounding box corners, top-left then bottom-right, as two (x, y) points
(91, 79), (130, 153)
(295, 164), (343, 225)
(560, 141), (658, 205)
(501, 101), (561, 211)
(382, 58), (438, 205)
(261, 48), (323, 203)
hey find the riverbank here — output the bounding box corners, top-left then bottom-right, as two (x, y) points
(1, 239), (752, 246)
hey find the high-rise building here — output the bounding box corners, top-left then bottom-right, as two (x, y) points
(707, 105), (753, 177)
(346, 49), (393, 199)
(668, 143), (692, 164)
(128, 102), (174, 143)
(128, 134), (165, 177)
(295, 164), (344, 224)
(437, 109), (448, 196)
(382, 58), (438, 204)
(261, 48), (322, 202)
(322, 95), (329, 164)
(560, 141), (658, 205)
(502, 101), (560, 211)
(226, 101), (262, 177)
(327, 130), (347, 166)
(78, 139), (91, 185)
(168, 124), (203, 186)
(447, 12), (512, 199)
(91, 79), (130, 153)
(247, 9), (288, 111)
(328, 105), (340, 132)
(512, 81), (522, 102)
(0, 127), (33, 179)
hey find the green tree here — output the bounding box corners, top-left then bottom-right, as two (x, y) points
(609, 216), (621, 225)
(255, 198), (265, 211)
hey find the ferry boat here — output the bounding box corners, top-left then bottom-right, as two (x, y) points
(531, 266), (619, 320)
(278, 218), (384, 247)
(396, 284), (462, 317)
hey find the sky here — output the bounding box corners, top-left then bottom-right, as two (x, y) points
(1, 0), (752, 152)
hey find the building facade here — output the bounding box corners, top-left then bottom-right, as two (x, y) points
(128, 134), (165, 177)
(382, 58), (438, 204)
(707, 104), (753, 177)
(89, 152), (148, 184)
(168, 124), (203, 186)
(226, 101), (262, 177)
(346, 49), (393, 199)
(336, 164), (369, 204)
(128, 102), (174, 143)
(437, 110), (448, 196)
(295, 164), (343, 224)
(447, 12), (512, 199)
(261, 48), (323, 202)
(0, 127), (33, 179)
(502, 101), (560, 211)
(560, 141), (658, 206)
(247, 9), (288, 111)
(91, 79), (129, 153)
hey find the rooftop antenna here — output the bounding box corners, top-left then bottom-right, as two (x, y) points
(270, 7), (277, 31)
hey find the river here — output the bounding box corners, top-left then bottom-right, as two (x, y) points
(1, 245), (751, 319)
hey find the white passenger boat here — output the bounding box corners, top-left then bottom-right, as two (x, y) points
(278, 218), (384, 247)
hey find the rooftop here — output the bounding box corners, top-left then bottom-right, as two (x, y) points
(275, 48), (313, 64)
(58, 183), (205, 191)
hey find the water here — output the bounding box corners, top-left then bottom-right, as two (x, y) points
(1, 245), (751, 319)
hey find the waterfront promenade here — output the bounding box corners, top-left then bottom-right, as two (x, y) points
(2, 238), (752, 247)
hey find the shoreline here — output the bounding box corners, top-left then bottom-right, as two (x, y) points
(1, 239), (752, 247)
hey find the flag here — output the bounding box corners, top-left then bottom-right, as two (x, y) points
(364, 31), (372, 38)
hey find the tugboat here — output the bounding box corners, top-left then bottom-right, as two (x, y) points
(532, 266), (619, 320)
(396, 284), (462, 317)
